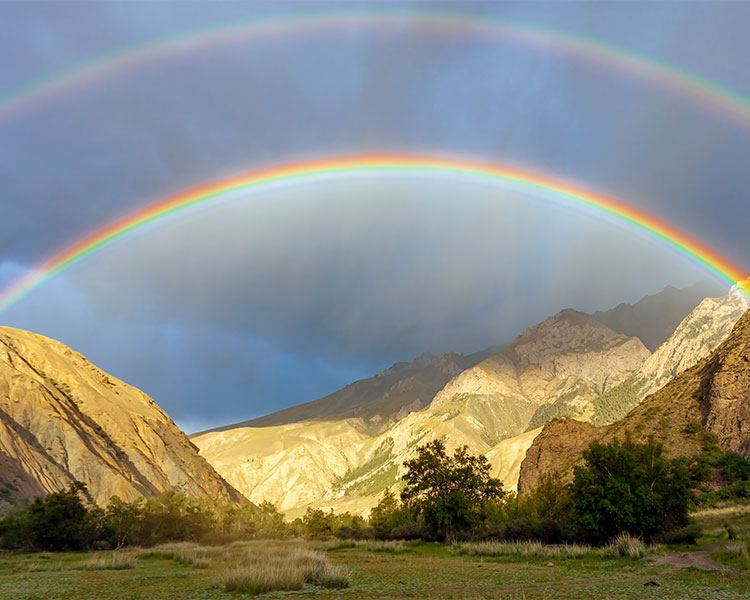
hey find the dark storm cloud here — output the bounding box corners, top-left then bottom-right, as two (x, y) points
(1, 179), (711, 429)
(1, 1), (748, 429)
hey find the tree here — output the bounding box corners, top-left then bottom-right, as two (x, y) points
(26, 482), (93, 551)
(570, 437), (693, 543)
(302, 507), (336, 538)
(401, 440), (503, 543)
(104, 496), (144, 548)
(369, 488), (405, 539)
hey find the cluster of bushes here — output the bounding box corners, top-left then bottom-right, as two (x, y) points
(333, 437), (715, 545)
(0, 484), (289, 551)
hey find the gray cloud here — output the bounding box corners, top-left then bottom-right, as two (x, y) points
(1, 1), (748, 428)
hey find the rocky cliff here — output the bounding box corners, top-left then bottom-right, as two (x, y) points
(519, 306), (750, 492)
(0, 327), (243, 507)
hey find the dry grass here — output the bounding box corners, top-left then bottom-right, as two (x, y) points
(597, 533), (654, 559)
(723, 541), (748, 557)
(451, 540), (591, 558)
(77, 550), (137, 570)
(693, 503), (750, 537)
(135, 543), (216, 568)
(221, 544), (350, 594)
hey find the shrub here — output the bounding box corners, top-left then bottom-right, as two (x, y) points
(658, 522), (702, 545)
(390, 522), (423, 540)
(26, 482), (95, 551)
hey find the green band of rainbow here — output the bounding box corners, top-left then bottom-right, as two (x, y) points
(2, 10), (749, 126)
(0, 154), (746, 314)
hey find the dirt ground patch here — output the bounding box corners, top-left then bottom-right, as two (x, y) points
(652, 543), (735, 572)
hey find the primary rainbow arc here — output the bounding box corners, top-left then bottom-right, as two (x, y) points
(0, 154), (746, 314)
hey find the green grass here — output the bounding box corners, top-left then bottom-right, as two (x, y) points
(1, 537), (749, 599)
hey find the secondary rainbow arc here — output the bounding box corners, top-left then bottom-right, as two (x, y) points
(0, 154), (746, 315)
(1, 10), (749, 126)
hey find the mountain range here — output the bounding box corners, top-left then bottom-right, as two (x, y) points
(1, 281), (747, 517)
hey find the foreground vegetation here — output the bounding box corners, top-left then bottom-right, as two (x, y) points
(1, 437), (749, 597)
(1, 534), (749, 600)
(2, 435), (749, 552)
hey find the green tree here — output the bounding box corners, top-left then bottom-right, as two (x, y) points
(570, 437), (693, 543)
(369, 488), (405, 539)
(302, 507), (336, 538)
(401, 440), (503, 543)
(103, 496), (144, 548)
(26, 482), (93, 551)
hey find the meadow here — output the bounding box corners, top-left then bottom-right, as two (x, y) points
(1, 505), (749, 600)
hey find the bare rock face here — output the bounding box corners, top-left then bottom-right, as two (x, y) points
(636, 287), (749, 399)
(518, 307), (750, 492)
(517, 419), (599, 492)
(700, 310), (750, 458)
(0, 327), (243, 507)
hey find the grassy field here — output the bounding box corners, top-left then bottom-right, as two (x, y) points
(1, 507), (749, 600)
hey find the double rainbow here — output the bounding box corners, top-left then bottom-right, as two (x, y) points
(0, 154), (746, 315)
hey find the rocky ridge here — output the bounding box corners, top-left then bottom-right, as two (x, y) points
(202, 349), (495, 436)
(591, 280), (722, 351)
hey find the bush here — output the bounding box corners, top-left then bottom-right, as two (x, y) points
(390, 522), (423, 540)
(658, 522), (702, 545)
(570, 437), (693, 543)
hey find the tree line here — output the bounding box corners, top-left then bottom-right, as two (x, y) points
(1, 433), (748, 551)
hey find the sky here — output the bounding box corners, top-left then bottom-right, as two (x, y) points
(0, 1), (748, 433)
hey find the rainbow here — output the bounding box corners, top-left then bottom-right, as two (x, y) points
(0, 154), (746, 315)
(2, 9), (749, 126)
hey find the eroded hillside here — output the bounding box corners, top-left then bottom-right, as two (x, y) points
(0, 327), (243, 507)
